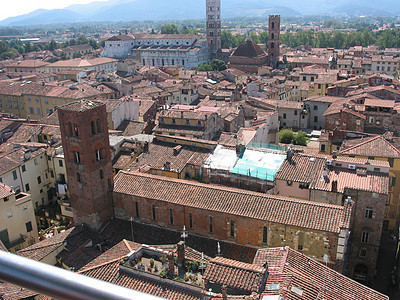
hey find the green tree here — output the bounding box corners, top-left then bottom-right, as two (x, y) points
(195, 64), (213, 71)
(76, 34), (88, 45)
(294, 131), (308, 146)
(258, 31), (269, 45)
(0, 41), (10, 54)
(161, 24), (179, 34)
(88, 39), (99, 49)
(60, 52), (68, 60)
(32, 44), (41, 52)
(48, 39), (57, 51)
(221, 31), (244, 48)
(210, 59), (227, 71)
(47, 57), (60, 63)
(0, 52), (14, 59)
(181, 26), (190, 34)
(24, 42), (31, 53)
(73, 52), (82, 58)
(279, 129), (295, 144)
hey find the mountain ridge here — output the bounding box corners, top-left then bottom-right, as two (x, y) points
(0, 0), (399, 26)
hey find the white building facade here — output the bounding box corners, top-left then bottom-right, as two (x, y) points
(102, 0), (222, 69)
(103, 34), (211, 70)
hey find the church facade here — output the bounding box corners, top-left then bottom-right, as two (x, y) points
(102, 0), (221, 70)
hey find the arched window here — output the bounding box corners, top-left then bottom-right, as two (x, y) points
(91, 121), (96, 135)
(271, 33), (274, 39)
(96, 119), (101, 133)
(73, 123), (79, 137)
(68, 122), (73, 136)
(271, 22), (275, 29)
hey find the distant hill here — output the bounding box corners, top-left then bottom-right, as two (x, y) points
(333, 5), (394, 17)
(0, 0), (398, 26)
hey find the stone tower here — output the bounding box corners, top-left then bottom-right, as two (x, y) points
(58, 100), (114, 230)
(268, 15), (280, 68)
(206, 0), (221, 58)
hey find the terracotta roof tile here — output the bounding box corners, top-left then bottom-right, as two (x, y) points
(128, 140), (210, 172)
(254, 247), (389, 300)
(203, 256), (267, 292)
(79, 239), (141, 273)
(17, 228), (75, 261)
(114, 171), (349, 233)
(0, 183), (14, 199)
(0, 282), (38, 300)
(232, 40), (266, 58)
(340, 135), (400, 158)
(58, 99), (105, 112)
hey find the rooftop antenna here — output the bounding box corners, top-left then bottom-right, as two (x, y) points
(217, 242), (221, 256)
(181, 226), (188, 243)
(130, 217), (134, 242)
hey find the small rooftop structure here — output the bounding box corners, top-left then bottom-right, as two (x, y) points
(230, 148), (286, 182)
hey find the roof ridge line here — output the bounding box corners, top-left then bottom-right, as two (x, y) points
(78, 256), (124, 274)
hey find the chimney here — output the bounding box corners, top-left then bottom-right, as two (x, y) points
(23, 149), (32, 161)
(221, 285), (228, 300)
(173, 145), (182, 156)
(331, 180), (338, 192)
(177, 241), (185, 268)
(168, 252), (175, 277)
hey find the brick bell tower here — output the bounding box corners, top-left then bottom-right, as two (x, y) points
(268, 15), (280, 68)
(206, 0), (221, 59)
(58, 100), (114, 230)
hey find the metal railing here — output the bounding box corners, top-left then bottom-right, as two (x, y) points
(0, 250), (162, 300)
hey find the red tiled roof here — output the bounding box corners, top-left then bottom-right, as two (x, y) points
(364, 98), (395, 108)
(340, 135), (400, 159)
(0, 182), (14, 199)
(232, 40), (266, 58)
(6, 59), (49, 68)
(128, 140), (210, 172)
(17, 228), (74, 261)
(254, 247), (389, 300)
(58, 99), (105, 112)
(114, 272), (202, 299)
(47, 57), (117, 68)
(79, 239), (141, 273)
(79, 241), (203, 300)
(275, 154), (325, 184)
(313, 167), (389, 194)
(203, 256), (267, 292)
(0, 282), (39, 300)
(114, 171), (349, 233)
(276, 154), (389, 194)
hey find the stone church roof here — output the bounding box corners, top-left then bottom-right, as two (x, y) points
(231, 39), (266, 58)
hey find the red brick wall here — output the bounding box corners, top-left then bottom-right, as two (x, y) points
(325, 111), (365, 132)
(345, 189), (387, 284)
(58, 103), (114, 229)
(113, 192), (344, 269)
